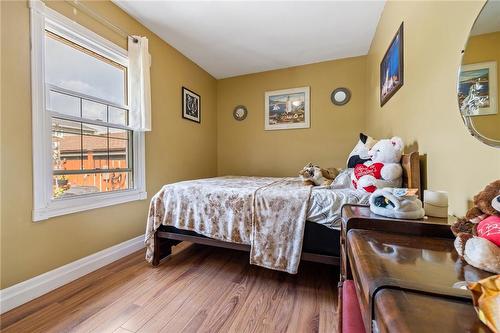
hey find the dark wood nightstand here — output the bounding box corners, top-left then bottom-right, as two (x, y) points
(338, 204), (493, 333)
(340, 204), (453, 281)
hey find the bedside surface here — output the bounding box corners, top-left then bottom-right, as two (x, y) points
(347, 229), (493, 301)
(347, 229), (493, 333)
(340, 204), (455, 282)
(343, 204), (454, 225)
(341, 204), (454, 239)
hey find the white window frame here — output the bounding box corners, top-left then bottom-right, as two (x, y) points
(30, 0), (146, 222)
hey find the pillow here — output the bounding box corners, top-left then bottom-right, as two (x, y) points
(330, 168), (352, 188)
(346, 133), (377, 168)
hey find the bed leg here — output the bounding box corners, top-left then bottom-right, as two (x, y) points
(338, 281), (343, 333)
(152, 231), (173, 267)
(152, 230), (161, 267)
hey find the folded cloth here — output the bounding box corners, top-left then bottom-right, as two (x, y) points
(369, 188), (425, 219)
(468, 275), (500, 333)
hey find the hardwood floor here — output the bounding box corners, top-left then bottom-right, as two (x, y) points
(0, 243), (339, 333)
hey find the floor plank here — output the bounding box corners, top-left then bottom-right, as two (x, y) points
(0, 243), (339, 333)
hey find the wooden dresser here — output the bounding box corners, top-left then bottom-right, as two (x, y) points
(339, 204), (493, 333)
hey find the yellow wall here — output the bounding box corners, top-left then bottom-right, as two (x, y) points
(364, 0), (500, 216)
(2, 0), (500, 290)
(217, 57), (367, 177)
(462, 31), (500, 140)
(0, 0), (217, 288)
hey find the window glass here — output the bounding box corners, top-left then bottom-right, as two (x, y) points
(53, 172), (131, 198)
(82, 135), (108, 170)
(108, 106), (128, 126)
(82, 100), (107, 122)
(108, 127), (128, 139)
(52, 123), (132, 198)
(84, 124), (108, 137)
(48, 90), (80, 117)
(52, 118), (82, 171)
(45, 32), (127, 106)
(109, 137), (131, 169)
(46, 31), (133, 200)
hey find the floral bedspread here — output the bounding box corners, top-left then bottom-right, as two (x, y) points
(145, 176), (312, 273)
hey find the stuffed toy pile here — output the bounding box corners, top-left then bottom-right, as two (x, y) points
(369, 188), (425, 219)
(351, 136), (404, 193)
(299, 163), (339, 186)
(451, 180), (500, 274)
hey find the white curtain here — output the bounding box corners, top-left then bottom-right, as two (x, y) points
(128, 36), (152, 131)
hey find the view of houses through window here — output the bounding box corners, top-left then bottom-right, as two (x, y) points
(46, 31), (133, 198)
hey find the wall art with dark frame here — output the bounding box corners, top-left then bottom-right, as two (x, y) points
(380, 22), (404, 106)
(182, 86), (201, 123)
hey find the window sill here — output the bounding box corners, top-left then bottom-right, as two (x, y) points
(33, 190), (147, 222)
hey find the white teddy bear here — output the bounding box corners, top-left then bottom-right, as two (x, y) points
(351, 136), (404, 193)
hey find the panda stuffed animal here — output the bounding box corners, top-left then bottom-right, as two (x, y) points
(347, 133), (377, 168)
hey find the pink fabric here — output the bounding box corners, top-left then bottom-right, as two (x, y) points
(342, 280), (366, 333)
(477, 215), (500, 246)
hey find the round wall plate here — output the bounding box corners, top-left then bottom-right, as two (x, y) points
(233, 105), (248, 121)
(331, 88), (351, 106)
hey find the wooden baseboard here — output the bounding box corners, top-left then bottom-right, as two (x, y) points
(0, 235), (144, 314)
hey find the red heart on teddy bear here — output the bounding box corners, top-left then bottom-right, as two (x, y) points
(353, 163), (384, 192)
(477, 215), (500, 247)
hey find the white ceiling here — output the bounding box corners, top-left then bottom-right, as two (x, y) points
(471, 0), (500, 36)
(114, 1), (385, 79)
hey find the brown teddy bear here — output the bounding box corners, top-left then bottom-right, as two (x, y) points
(465, 180), (500, 221)
(451, 180), (500, 236)
(451, 180), (500, 274)
(299, 163), (339, 186)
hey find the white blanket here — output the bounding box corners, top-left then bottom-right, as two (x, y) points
(307, 188), (371, 229)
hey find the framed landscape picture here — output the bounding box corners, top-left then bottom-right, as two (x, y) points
(182, 87), (201, 123)
(380, 22), (404, 106)
(458, 61), (497, 116)
(264, 86), (310, 130)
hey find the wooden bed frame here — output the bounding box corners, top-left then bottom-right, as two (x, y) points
(152, 151), (422, 267)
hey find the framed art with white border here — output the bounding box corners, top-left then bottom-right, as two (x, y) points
(458, 61), (497, 116)
(182, 87), (201, 123)
(264, 86), (310, 130)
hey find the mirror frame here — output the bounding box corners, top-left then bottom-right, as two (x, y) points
(457, 1), (500, 148)
(233, 105), (248, 121)
(331, 87), (351, 106)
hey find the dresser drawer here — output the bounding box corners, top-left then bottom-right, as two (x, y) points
(373, 289), (489, 333)
(346, 229), (493, 332)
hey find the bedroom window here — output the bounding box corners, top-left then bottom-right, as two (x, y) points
(30, 1), (146, 221)
(47, 32), (133, 198)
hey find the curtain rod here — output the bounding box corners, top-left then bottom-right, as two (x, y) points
(64, 0), (138, 43)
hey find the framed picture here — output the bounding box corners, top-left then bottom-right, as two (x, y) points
(458, 61), (497, 116)
(380, 22), (404, 106)
(182, 87), (201, 123)
(264, 86), (310, 130)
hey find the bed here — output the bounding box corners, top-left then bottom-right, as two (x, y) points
(148, 151), (421, 272)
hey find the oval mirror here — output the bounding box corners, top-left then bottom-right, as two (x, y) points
(458, 0), (500, 148)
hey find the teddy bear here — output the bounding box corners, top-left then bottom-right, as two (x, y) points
(347, 133), (378, 168)
(351, 136), (404, 193)
(451, 180), (500, 274)
(299, 163), (339, 186)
